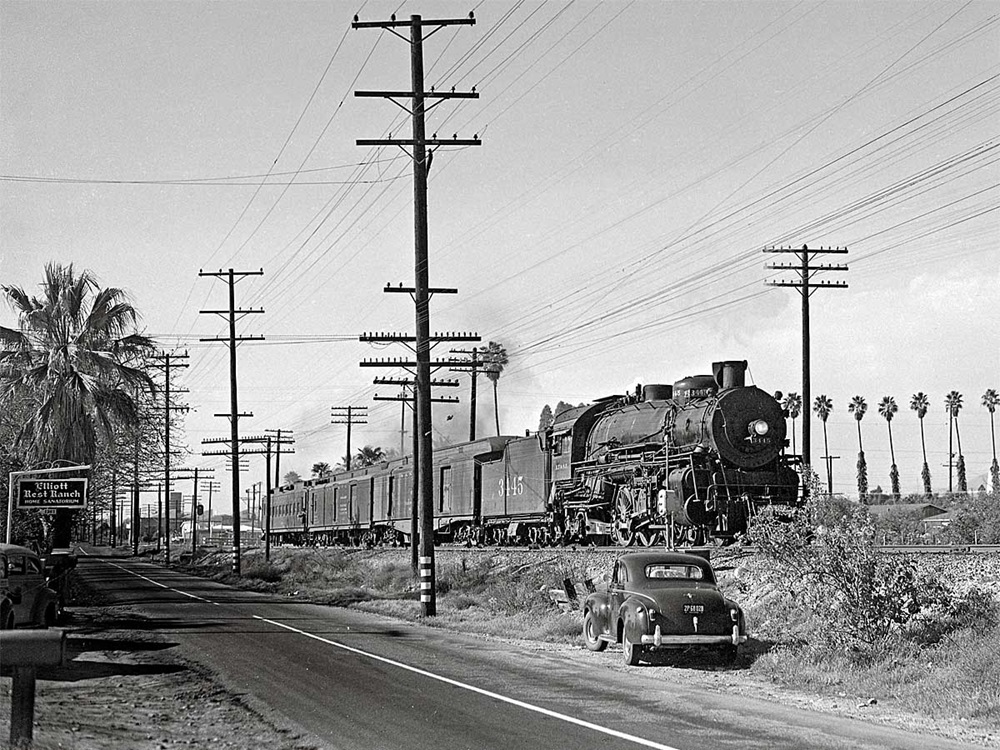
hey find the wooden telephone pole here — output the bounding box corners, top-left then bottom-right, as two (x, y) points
(199, 268), (264, 575)
(150, 351), (189, 565)
(353, 10), (481, 618)
(765, 245), (848, 475)
(330, 406), (368, 471)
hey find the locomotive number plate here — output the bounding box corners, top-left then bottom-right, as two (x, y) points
(683, 604), (704, 614)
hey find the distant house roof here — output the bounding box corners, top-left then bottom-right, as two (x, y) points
(867, 503), (947, 519)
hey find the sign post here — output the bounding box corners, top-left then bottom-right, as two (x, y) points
(6, 466), (91, 545)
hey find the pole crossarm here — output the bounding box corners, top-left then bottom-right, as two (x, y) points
(352, 16), (476, 30)
(765, 280), (848, 289)
(361, 358), (466, 368)
(357, 138), (481, 148)
(360, 331), (479, 343)
(374, 394), (459, 404)
(384, 284), (458, 295)
(373, 377), (458, 387)
(202, 449), (274, 457)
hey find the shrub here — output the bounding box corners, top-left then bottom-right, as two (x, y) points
(746, 474), (977, 659)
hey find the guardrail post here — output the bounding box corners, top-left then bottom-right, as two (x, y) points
(0, 630), (66, 747)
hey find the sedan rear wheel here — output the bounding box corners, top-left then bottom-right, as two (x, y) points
(583, 611), (607, 652)
(622, 631), (644, 666)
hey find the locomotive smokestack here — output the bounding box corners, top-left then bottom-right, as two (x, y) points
(712, 360), (747, 389)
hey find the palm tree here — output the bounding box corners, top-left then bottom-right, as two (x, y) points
(0, 263), (155, 549)
(944, 391), (966, 492)
(354, 445), (385, 467)
(311, 461), (331, 478)
(910, 392), (932, 496)
(781, 392), (802, 455)
(983, 388), (999, 492)
(482, 341), (509, 436)
(848, 395), (868, 502)
(813, 395), (834, 495)
(877, 396), (900, 498)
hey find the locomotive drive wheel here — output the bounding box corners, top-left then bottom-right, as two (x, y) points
(583, 611), (607, 652)
(622, 631), (644, 666)
(613, 487), (636, 547)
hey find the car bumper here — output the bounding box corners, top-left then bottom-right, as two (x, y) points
(640, 625), (747, 647)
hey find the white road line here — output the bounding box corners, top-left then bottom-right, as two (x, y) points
(101, 560), (221, 606)
(253, 614), (684, 750)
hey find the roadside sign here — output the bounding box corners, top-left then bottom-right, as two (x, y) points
(17, 478), (88, 509)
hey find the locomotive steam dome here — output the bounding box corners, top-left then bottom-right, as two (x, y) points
(672, 375), (718, 405)
(709, 386), (786, 468)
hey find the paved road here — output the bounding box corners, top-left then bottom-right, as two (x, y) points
(74, 553), (966, 750)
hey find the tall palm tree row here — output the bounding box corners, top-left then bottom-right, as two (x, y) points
(877, 396), (900, 497)
(910, 392), (932, 496)
(813, 395), (834, 495)
(482, 341), (509, 436)
(0, 263), (155, 548)
(944, 391), (966, 493)
(984, 388), (1000, 492)
(848, 395), (868, 502)
(781, 392), (802, 455)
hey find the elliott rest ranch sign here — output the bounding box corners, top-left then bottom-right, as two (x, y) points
(17, 478), (88, 509)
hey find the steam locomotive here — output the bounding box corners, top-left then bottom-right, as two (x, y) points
(268, 360), (800, 547)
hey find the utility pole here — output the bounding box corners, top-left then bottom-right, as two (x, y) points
(449, 347), (482, 441)
(110, 470), (118, 547)
(354, 11), (480, 616)
(331, 406), (368, 471)
(263, 428), (294, 561)
(372, 376), (459, 573)
(765, 245), (848, 475)
(150, 351), (189, 565)
(199, 268), (264, 576)
(173, 467), (214, 558)
(204, 435), (292, 560)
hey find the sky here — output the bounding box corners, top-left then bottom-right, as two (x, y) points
(2, 0), (998, 512)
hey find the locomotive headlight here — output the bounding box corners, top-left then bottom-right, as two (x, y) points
(749, 420), (769, 436)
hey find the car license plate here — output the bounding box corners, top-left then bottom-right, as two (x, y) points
(683, 604), (704, 614)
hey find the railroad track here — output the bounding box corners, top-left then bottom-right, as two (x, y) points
(428, 543), (1000, 556)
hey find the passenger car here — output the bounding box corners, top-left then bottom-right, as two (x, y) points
(582, 551), (747, 665)
(0, 543), (60, 629)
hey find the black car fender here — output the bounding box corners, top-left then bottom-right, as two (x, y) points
(583, 593), (613, 636)
(618, 596), (651, 645)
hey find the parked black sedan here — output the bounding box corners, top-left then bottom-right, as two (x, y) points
(582, 551), (747, 665)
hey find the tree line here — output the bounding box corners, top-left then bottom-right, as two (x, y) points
(783, 390), (999, 501)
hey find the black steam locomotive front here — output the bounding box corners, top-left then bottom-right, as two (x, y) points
(662, 361), (800, 540)
(576, 360), (800, 546)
